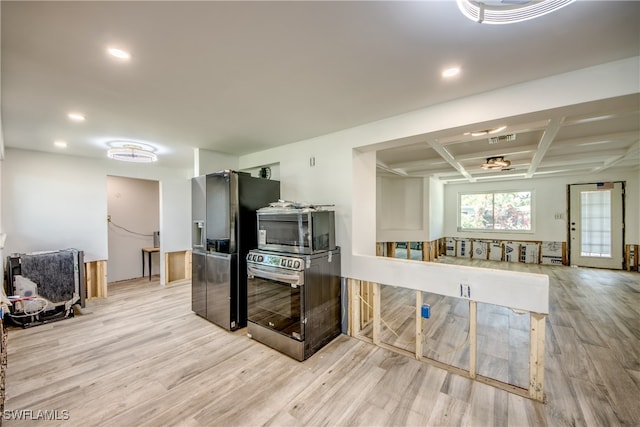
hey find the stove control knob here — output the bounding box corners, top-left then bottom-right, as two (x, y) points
(293, 260), (301, 269)
(287, 260), (293, 267)
(257, 255), (264, 262)
(281, 259), (286, 267)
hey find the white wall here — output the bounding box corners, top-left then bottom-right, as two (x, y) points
(239, 57), (639, 278)
(443, 170), (639, 244)
(195, 148), (239, 176)
(428, 176), (445, 241)
(107, 176), (159, 282)
(2, 148), (191, 285)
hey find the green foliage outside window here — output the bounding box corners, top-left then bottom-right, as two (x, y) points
(459, 191), (532, 231)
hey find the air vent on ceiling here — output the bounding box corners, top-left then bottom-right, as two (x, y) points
(489, 133), (516, 144)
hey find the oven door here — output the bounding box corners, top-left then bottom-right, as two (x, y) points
(247, 264), (304, 341)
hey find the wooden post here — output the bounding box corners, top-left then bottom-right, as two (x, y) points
(415, 290), (423, 360)
(469, 301), (477, 378)
(372, 282), (381, 345)
(348, 279), (361, 337)
(376, 243), (384, 256)
(529, 312), (546, 402)
(422, 241), (430, 262)
(406, 242), (411, 260)
(85, 260), (108, 299)
(386, 242), (396, 258)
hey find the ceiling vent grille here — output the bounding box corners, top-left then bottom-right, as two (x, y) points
(489, 133), (516, 144)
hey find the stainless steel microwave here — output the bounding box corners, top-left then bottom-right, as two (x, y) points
(256, 207), (335, 254)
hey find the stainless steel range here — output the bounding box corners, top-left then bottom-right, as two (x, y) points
(246, 248), (341, 361)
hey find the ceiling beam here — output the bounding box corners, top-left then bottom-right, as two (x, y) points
(526, 117), (565, 178)
(591, 140), (640, 173)
(426, 140), (476, 182)
(376, 160), (408, 176)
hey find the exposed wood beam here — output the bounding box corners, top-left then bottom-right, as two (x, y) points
(526, 117), (565, 178)
(426, 140), (476, 182)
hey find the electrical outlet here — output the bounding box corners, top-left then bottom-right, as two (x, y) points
(460, 283), (471, 299)
(107, 215), (111, 222)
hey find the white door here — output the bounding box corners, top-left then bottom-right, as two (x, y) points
(569, 182), (624, 269)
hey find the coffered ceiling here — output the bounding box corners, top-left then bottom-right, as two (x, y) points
(376, 93), (640, 182)
(2, 1), (639, 175)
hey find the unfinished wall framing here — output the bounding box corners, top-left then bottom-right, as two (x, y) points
(164, 250), (192, 285)
(347, 278), (547, 402)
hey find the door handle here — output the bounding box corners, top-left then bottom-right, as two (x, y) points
(571, 228), (576, 231)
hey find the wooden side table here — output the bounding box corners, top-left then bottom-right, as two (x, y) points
(142, 247), (160, 280)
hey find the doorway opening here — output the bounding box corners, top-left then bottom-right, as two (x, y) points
(107, 176), (160, 283)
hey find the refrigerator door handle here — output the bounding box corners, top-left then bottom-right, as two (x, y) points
(206, 252), (232, 260)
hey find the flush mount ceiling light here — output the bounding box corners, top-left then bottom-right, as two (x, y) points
(470, 125), (507, 137)
(481, 156), (511, 169)
(107, 142), (157, 163)
(456, 0), (576, 24)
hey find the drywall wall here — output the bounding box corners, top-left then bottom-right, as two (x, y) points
(429, 177), (445, 241)
(239, 57), (639, 278)
(377, 176), (423, 233)
(195, 148), (239, 176)
(376, 175), (447, 243)
(2, 148), (191, 285)
(443, 170), (639, 243)
(107, 176), (160, 282)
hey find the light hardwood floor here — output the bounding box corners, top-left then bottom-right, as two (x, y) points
(3, 259), (640, 426)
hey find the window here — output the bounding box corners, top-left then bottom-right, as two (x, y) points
(580, 190), (611, 257)
(459, 191), (532, 231)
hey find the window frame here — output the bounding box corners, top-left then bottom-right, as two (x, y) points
(457, 189), (535, 233)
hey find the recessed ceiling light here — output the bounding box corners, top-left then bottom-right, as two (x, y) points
(442, 67), (460, 78)
(54, 140), (67, 148)
(67, 112), (85, 122)
(107, 47), (131, 61)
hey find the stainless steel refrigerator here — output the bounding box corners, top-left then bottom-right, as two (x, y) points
(191, 170), (280, 330)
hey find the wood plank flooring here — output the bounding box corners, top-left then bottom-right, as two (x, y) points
(3, 259), (639, 426)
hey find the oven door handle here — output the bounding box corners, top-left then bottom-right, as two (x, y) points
(247, 264), (304, 287)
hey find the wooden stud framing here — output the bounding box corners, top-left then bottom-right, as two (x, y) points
(529, 312), (546, 401)
(348, 279), (361, 337)
(372, 282), (381, 345)
(376, 243), (385, 256)
(85, 260), (107, 299)
(415, 291), (423, 360)
(386, 242), (396, 258)
(164, 250), (192, 285)
(347, 278), (546, 402)
(469, 301), (477, 378)
(625, 244), (639, 271)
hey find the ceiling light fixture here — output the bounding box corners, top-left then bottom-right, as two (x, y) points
(442, 67), (461, 78)
(107, 143), (158, 163)
(456, 0), (576, 25)
(54, 140), (67, 148)
(481, 156), (511, 169)
(107, 47), (131, 60)
(470, 125), (506, 137)
(67, 112), (85, 122)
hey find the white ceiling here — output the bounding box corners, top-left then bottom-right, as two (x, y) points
(2, 1), (639, 177)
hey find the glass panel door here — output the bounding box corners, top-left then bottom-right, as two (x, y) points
(569, 182), (624, 269)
